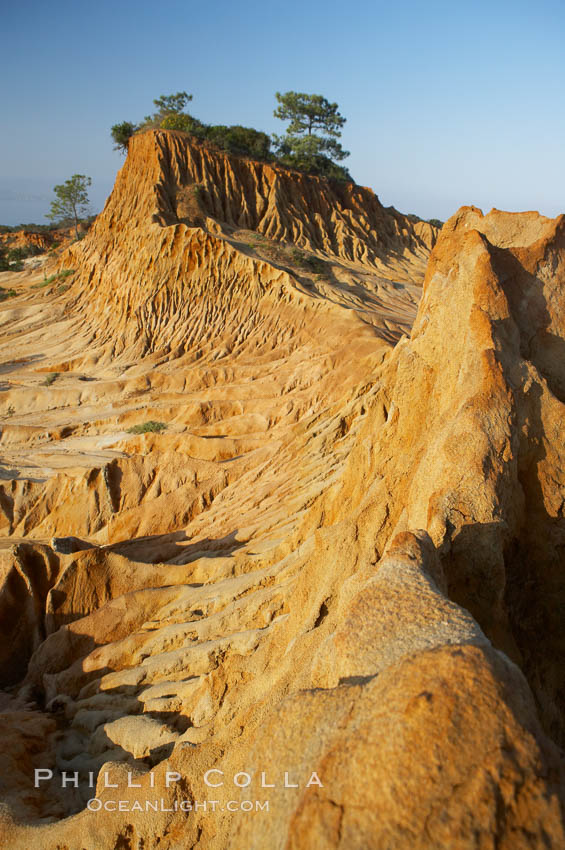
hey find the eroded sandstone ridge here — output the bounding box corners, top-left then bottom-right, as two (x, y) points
(0, 132), (563, 848)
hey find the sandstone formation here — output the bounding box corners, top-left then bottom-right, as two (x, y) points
(0, 230), (55, 253)
(0, 131), (563, 848)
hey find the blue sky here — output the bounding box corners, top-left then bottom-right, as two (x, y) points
(1, 0), (563, 224)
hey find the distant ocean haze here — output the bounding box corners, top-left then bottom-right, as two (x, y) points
(0, 176), (113, 226)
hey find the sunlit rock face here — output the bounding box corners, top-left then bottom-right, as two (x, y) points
(0, 132), (563, 848)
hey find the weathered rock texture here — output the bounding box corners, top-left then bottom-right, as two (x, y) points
(0, 230), (54, 253)
(0, 132), (563, 849)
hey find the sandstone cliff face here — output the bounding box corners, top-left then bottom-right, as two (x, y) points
(0, 231), (54, 253)
(55, 130), (436, 359)
(0, 133), (563, 849)
(81, 129), (435, 268)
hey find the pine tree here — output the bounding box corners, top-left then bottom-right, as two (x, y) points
(47, 175), (91, 239)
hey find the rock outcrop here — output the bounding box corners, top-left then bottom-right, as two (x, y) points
(0, 230), (54, 253)
(0, 132), (563, 848)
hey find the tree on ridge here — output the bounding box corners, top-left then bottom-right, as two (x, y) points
(272, 91), (350, 179)
(111, 121), (138, 155)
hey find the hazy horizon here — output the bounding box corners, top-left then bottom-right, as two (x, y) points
(2, 0), (564, 226)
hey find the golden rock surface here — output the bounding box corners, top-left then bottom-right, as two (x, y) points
(0, 132), (562, 848)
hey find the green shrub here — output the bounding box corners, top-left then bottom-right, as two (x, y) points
(428, 218), (444, 228)
(7, 245), (43, 262)
(161, 112), (203, 135)
(43, 372), (59, 386)
(0, 245), (23, 271)
(32, 276), (55, 289)
(111, 120), (138, 154)
(243, 233), (267, 249)
(214, 125), (272, 159)
(127, 420), (168, 434)
(180, 122), (273, 161)
(275, 150), (351, 181)
(290, 249), (327, 274)
(262, 244), (287, 263)
(32, 269), (75, 289)
(0, 288), (17, 300)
